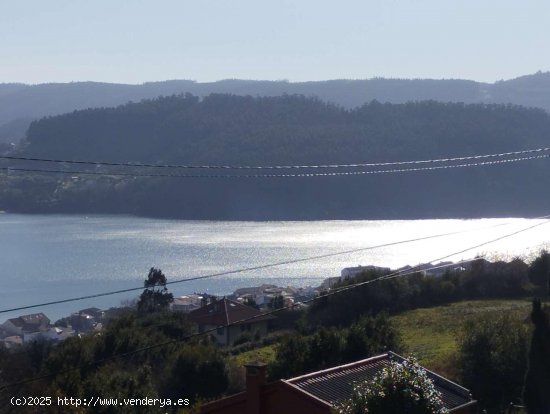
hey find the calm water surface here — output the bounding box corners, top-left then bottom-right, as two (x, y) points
(1, 214), (549, 321)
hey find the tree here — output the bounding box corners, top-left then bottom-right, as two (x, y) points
(307, 327), (343, 370)
(523, 298), (550, 413)
(458, 313), (530, 412)
(269, 294), (285, 310)
(344, 313), (403, 362)
(161, 344), (228, 400)
(85, 364), (158, 414)
(269, 316), (402, 381)
(527, 251), (550, 293)
(268, 333), (310, 380)
(137, 267), (173, 313)
(337, 358), (448, 414)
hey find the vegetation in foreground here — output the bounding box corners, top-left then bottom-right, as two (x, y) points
(336, 358), (449, 414)
(0, 252), (549, 413)
(391, 299), (533, 376)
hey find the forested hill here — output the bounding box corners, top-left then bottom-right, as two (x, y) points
(3, 94), (550, 220)
(1, 71), (550, 144)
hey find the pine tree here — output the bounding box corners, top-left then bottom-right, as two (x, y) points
(137, 267), (173, 313)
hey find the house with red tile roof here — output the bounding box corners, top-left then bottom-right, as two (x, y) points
(188, 298), (275, 346)
(201, 352), (476, 414)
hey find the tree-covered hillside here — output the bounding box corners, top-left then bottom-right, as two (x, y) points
(2, 94), (550, 219)
(2, 71), (550, 144)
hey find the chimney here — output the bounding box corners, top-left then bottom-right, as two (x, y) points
(244, 361), (267, 414)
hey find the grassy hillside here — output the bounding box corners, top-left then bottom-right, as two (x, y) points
(390, 299), (536, 379)
(223, 299), (539, 381)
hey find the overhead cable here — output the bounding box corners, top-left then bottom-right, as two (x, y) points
(2, 214), (550, 391)
(1, 154), (548, 179)
(0, 257), (484, 392)
(1, 146), (549, 170)
(0, 223), (514, 314)
(0, 220), (550, 391)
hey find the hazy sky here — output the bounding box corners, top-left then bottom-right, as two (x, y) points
(1, 0), (549, 84)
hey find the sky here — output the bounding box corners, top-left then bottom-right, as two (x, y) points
(1, 0), (549, 85)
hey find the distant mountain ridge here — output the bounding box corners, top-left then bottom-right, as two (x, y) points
(1, 71), (550, 144)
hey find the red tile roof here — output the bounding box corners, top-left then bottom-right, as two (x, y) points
(188, 298), (275, 326)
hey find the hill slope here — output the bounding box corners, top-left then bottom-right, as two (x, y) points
(2, 71), (550, 143)
(2, 94), (550, 219)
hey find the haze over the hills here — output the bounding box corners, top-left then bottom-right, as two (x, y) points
(1, 71), (550, 144)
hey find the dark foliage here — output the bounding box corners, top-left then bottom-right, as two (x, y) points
(0, 309), (228, 413)
(528, 251), (550, 296)
(137, 267), (174, 313)
(268, 295), (284, 310)
(337, 358), (448, 414)
(269, 313), (402, 380)
(458, 314), (530, 413)
(3, 95), (550, 219)
(308, 258), (532, 327)
(3, 71), (550, 142)
(160, 345), (228, 400)
(523, 299), (550, 414)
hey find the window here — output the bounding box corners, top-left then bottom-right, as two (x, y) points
(217, 326), (225, 335)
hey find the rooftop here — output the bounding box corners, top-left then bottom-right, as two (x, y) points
(285, 352), (474, 411)
(188, 298), (275, 326)
(7, 312), (49, 328)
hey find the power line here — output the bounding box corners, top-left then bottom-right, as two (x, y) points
(1, 154), (548, 179)
(0, 218), (548, 391)
(0, 256), (485, 393)
(2, 213), (549, 391)
(1, 216), (545, 372)
(378, 218), (550, 282)
(2, 147), (549, 170)
(0, 222), (516, 314)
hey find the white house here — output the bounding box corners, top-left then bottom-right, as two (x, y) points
(171, 294), (203, 312)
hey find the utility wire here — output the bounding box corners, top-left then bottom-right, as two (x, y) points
(1, 217), (540, 376)
(0, 256), (485, 392)
(85, 213), (550, 326)
(377, 218), (550, 282)
(0, 221), (519, 314)
(1, 154), (548, 179)
(2, 147), (549, 170)
(2, 213), (549, 391)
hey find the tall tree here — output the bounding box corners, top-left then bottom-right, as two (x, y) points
(137, 267), (173, 313)
(528, 251), (550, 293)
(459, 313), (530, 412)
(523, 298), (550, 413)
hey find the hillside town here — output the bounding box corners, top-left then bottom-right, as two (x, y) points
(0, 261), (469, 349)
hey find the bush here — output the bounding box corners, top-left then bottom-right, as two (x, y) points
(337, 358), (448, 414)
(458, 313), (530, 412)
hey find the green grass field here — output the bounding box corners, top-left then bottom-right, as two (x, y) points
(390, 298), (536, 379)
(231, 344), (277, 366)
(227, 298), (541, 381)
